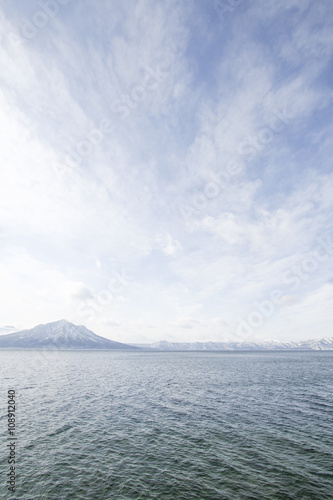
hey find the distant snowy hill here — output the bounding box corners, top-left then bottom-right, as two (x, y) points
(0, 319), (138, 350)
(134, 338), (333, 351)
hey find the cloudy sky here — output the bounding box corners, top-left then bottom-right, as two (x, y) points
(0, 0), (332, 343)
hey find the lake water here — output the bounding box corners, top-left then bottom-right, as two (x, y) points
(0, 350), (333, 499)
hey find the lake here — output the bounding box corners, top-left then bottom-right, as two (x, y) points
(1, 350), (333, 499)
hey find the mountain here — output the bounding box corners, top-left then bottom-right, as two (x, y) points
(134, 337), (333, 351)
(1, 321), (331, 350)
(0, 320), (138, 350)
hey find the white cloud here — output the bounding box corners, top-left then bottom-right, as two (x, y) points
(156, 233), (182, 257)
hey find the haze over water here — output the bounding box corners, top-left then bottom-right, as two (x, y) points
(1, 350), (332, 499)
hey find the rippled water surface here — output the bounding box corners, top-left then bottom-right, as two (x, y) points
(1, 350), (333, 499)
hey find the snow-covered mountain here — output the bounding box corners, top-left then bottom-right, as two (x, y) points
(134, 337), (333, 351)
(1, 320), (331, 351)
(0, 320), (138, 350)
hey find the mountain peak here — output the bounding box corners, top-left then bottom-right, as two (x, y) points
(55, 319), (70, 325)
(47, 319), (74, 327)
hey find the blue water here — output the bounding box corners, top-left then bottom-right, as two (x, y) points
(1, 350), (333, 499)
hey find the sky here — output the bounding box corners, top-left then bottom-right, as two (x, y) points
(0, 0), (333, 344)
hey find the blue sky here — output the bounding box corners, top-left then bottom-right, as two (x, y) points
(0, 0), (332, 343)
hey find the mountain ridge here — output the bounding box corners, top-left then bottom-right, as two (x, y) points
(134, 337), (333, 351)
